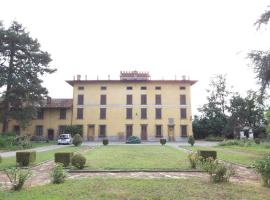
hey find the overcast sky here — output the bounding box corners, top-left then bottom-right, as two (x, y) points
(1, 0), (270, 114)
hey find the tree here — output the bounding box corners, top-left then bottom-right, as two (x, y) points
(0, 21), (55, 132)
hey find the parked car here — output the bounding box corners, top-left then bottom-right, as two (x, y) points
(57, 134), (72, 145)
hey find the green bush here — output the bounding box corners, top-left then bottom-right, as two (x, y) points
(188, 136), (195, 146)
(188, 152), (198, 169)
(16, 151), (36, 167)
(73, 134), (83, 146)
(54, 152), (74, 167)
(103, 138), (109, 146)
(13, 135), (32, 148)
(160, 138), (166, 145)
(4, 167), (32, 191)
(254, 138), (261, 144)
(0, 155), (2, 164)
(126, 136), (141, 144)
(205, 135), (224, 142)
(253, 155), (270, 187)
(64, 125), (83, 137)
(51, 163), (66, 184)
(197, 150), (217, 160)
(71, 154), (86, 169)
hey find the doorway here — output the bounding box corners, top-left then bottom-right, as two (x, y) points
(87, 125), (95, 141)
(141, 124), (147, 140)
(48, 129), (54, 140)
(168, 125), (175, 142)
(126, 125), (133, 139)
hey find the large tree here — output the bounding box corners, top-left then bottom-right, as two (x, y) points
(0, 21), (56, 133)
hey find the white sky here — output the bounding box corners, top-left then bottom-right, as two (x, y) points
(1, 0), (270, 114)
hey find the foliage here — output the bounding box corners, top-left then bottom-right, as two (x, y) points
(0, 21), (55, 132)
(253, 155), (270, 187)
(16, 151), (36, 166)
(4, 167), (31, 191)
(72, 134), (83, 146)
(71, 154), (86, 169)
(197, 150), (217, 160)
(64, 125), (83, 137)
(205, 135), (224, 141)
(188, 136), (195, 146)
(54, 152), (74, 167)
(0, 155), (2, 163)
(254, 138), (261, 144)
(103, 138), (109, 146)
(13, 135), (32, 149)
(30, 135), (48, 142)
(188, 152), (198, 169)
(51, 163), (66, 184)
(160, 138), (166, 145)
(126, 136), (141, 144)
(198, 158), (235, 183)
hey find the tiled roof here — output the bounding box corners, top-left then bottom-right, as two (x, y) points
(42, 98), (73, 108)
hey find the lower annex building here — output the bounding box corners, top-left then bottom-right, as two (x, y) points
(0, 71), (197, 142)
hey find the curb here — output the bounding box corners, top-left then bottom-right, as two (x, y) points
(67, 169), (204, 173)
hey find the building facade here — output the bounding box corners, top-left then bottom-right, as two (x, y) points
(0, 71), (197, 142)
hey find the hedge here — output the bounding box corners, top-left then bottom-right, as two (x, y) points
(16, 151), (36, 166)
(197, 150), (217, 160)
(55, 152), (74, 167)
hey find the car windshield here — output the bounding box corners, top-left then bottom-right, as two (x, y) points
(59, 135), (69, 139)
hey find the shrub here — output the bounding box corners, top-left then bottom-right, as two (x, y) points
(254, 138), (261, 144)
(51, 163), (66, 184)
(73, 134), (83, 146)
(197, 150), (217, 160)
(188, 136), (195, 146)
(16, 151), (36, 167)
(205, 135), (224, 142)
(13, 135), (32, 149)
(188, 152), (198, 169)
(126, 136), (141, 144)
(103, 138), (109, 146)
(0, 155), (2, 164)
(30, 135), (48, 142)
(160, 138), (166, 145)
(64, 125), (83, 137)
(4, 167), (32, 191)
(71, 154), (86, 169)
(55, 152), (74, 167)
(253, 155), (270, 187)
(199, 158), (235, 183)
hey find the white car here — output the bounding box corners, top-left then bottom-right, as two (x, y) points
(57, 134), (72, 145)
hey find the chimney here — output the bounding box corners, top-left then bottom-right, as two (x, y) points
(47, 96), (52, 104)
(77, 75), (81, 80)
(108, 75), (110, 80)
(182, 75), (186, 80)
(85, 75), (87, 80)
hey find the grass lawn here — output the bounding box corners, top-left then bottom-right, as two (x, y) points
(1, 178), (270, 200)
(0, 146), (83, 170)
(0, 141), (57, 152)
(83, 145), (189, 170)
(184, 145), (267, 166)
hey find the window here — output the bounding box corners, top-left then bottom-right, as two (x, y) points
(126, 95), (132, 105)
(100, 95), (107, 105)
(180, 86), (186, 90)
(59, 108), (66, 119)
(141, 108), (147, 119)
(36, 125), (43, 136)
(156, 125), (162, 137)
(141, 94), (147, 105)
(99, 125), (106, 137)
(180, 95), (186, 105)
(180, 108), (187, 119)
(126, 124), (133, 138)
(77, 108), (83, 119)
(141, 86), (147, 90)
(78, 86), (84, 90)
(37, 109), (44, 119)
(126, 86), (133, 90)
(100, 108), (106, 119)
(181, 125), (188, 137)
(126, 108), (132, 119)
(78, 95), (84, 105)
(155, 108), (162, 119)
(155, 86), (161, 90)
(155, 94), (161, 105)
(13, 125), (20, 135)
(101, 86), (107, 90)
(59, 125), (66, 134)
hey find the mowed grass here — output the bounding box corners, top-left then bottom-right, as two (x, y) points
(0, 146), (83, 170)
(0, 141), (57, 152)
(184, 146), (267, 166)
(84, 145), (189, 170)
(1, 178), (270, 200)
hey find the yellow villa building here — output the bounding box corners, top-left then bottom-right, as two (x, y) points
(0, 71), (197, 142)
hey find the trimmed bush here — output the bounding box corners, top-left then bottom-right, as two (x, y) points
(253, 155), (270, 187)
(16, 151), (36, 166)
(126, 136), (141, 144)
(103, 138), (109, 146)
(205, 135), (224, 142)
(51, 163), (66, 184)
(54, 152), (74, 167)
(254, 138), (261, 144)
(71, 154), (86, 169)
(197, 150), (217, 160)
(188, 136), (195, 146)
(160, 138), (166, 145)
(73, 134), (83, 146)
(64, 125), (83, 137)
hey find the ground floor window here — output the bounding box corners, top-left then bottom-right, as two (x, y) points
(181, 125), (188, 137)
(13, 125), (20, 135)
(156, 125), (163, 137)
(36, 125), (43, 136)
(59, 125), (66, 134)
(99, 125), (106, 137)
(126, 124), (133, 138)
